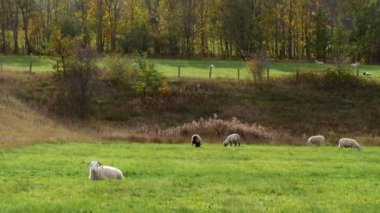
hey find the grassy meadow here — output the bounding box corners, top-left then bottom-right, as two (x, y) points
(0, 142), (379, 212)
(1, 54), (380, 79)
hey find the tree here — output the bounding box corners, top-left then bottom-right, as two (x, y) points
(17, 0), (35, 54)
(313, 7), (329, 61)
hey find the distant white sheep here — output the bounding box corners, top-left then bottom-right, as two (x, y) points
(307, 135), (325, 146)
(223, 133), (241, 147)
(338, 138), (361, 151)
(191, 134), (202, 147)
(351, 62), (360, 67)
(315, 59), (324, 64)
(88, 161), (125, 180)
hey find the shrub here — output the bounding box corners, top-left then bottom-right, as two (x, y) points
(101, 55), (134, 87)
(54, 48), (99, 119)
(132, 57), (164, 96)
(246, 54), (268, 85)
(322, 67), (360, 90)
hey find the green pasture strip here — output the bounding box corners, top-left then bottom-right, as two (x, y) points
(0, 55), (55, 72)
(151, 58), (380, 80)
(0, 142), (379, 212)
(1, 55), (380, 79)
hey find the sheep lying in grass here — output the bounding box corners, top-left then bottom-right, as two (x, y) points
(88, 161), (125, 180)
(191, 134), (202, 147)
(223, 133), (241, 147)
(307, 135), (325, 146)
(338, 138), (361, 151)
(315, 59), (324, 64)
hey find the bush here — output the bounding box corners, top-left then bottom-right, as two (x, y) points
(54, 48), (99, 119)
(246, 54), (268, 85)
(322, 67), (360, 90)
(132, 57), (164, 96)
(102, 55), (134, 87)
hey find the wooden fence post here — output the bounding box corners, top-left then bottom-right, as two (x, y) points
(29, 61), (33, 74)
(356, 66), (359, 77)
(237, 68), (240, 80)
(178, 66), (181, 78)
(209, 66), (212, 79)
(266, 67), (270, 81)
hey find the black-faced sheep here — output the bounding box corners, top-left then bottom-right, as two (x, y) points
(223, 133), (241, 147)
(338, 138), (361, 151)
(307, 135), (325, 146)
(191, 134), (202, 147)
(88, 161), (125, 180)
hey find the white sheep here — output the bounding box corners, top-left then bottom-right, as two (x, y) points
(315, 59), (324, 64)
(338, 138), (361, 151)
(88, 161), (125, 180)
(191, 134), (202, 147)
(307, 135), (325, 146)
(223, 133), (241, 147)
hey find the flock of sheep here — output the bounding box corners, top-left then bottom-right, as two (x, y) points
(306, 135), (362, 150)
(88, 133), (361, 181)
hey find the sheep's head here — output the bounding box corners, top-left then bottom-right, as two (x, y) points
(88, 161), (103, 175)
(223, 141), (228, 147)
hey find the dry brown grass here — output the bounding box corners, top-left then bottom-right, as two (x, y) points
(97, 114), (290, 144)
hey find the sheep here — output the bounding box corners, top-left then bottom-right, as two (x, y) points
(88, 161), (125, 180)
(351, 62), (360, 67)
(307, 135), (325, 146)
(362, 72), (372, 76)
(223, 133), (241, 147)
(315, 59), (324, 64)
(191, 134), (202, 147)
(338, 138), (361, 151)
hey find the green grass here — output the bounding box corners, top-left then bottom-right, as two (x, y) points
(1, 54), (380, 79)
(151, 58), (332, 79)
(0, 142), (379, 212)
(151, 58), (380, 80)
(0, 55), (55, 72)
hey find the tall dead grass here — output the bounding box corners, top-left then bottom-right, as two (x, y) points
(99, 114), (289, 144)
(160, 114), (288, 143)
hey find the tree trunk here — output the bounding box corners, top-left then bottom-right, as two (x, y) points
(96, 0), (104, 52)
(13, 4), (19, 54)
(287, 0), (293, 59)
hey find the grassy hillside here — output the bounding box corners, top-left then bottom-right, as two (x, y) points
(8, 68), (380, 145)
(0, 142), (379, 212)
(0, 72), (91, 148)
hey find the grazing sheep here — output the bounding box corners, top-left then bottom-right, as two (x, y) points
(307, 135), (325, 146)
(88, 161), (125, 180)
(338, 138), (361, 151)
(362, 72), (372, 76)
(191, 134), (202, 147)
(223, 133), (241, 147)
(351, 62), (360, 67)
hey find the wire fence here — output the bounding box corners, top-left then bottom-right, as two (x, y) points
(0, 57), (378, 80)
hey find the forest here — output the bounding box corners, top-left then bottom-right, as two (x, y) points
(0, 0), (379, 63)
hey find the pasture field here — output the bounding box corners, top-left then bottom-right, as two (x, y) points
(0, 55), (55, 72)
(1, 54), (380, 79)
(0, 142), (379, 212)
